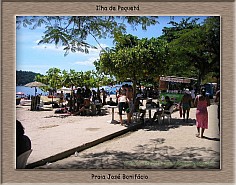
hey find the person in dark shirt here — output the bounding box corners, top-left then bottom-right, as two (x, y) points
(16, 120), (31, 157)
(180, 90), (192, 122)
(84, 86), (92, 99)
(75, 88), (84, 112)
(133, 95), (146, 120)
(152, 96), (173, 122)
(162, 96), (174, 111)
(107, 97), (117, 106)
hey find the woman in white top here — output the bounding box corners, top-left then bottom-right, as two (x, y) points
(118, 91), (128, 125)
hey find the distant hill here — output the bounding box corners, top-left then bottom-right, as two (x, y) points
(16, 70), (42, 86)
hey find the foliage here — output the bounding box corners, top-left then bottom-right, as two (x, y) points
(96, 34), (165, 80)
(16, 16), (159, 56)
(95, 34), (168, 97)
(17, 16), (220, 91)
(35, 68), (63, 93)
(160, 17), (200, 43)
(161, 16), (220, 85)
(16, 70), (42, 85)
(35, 68), (114, 92)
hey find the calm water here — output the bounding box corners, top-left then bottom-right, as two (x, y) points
(16, 84), (123, 96)
(16, 86), (48, 96)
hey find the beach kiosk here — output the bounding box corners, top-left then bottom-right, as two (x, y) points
(159, 76), (197, 104)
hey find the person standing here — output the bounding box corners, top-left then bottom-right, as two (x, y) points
(97, 88), (102, 103)
(84, 86), (92, 99)
(75, 88), (84, 112)
(101, 88), (107, 106)
(194, 87), (210, 138)
(180, 89), (192, 123)
(118, 91), (128, 125)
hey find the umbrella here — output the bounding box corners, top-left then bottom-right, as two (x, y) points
(24, 81), (46, 96)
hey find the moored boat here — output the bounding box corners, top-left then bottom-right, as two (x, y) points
(20, 99), (32, 106)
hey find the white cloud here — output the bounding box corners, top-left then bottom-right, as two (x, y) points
(73, 56), (98, 66)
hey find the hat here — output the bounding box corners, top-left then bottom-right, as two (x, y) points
(185, 89), (190, 94)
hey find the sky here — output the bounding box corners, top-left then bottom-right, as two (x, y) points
(16, 16), (207, 75)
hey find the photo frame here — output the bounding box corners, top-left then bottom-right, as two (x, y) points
(1, 0), (235, 184)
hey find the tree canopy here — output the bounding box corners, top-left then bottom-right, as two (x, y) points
(164, 16), (220, 85)
(95, 34), (168, 97)
(17, 16), (220, 91)
(35, 68), (113, 92)
(95, 16), (220, 92)
(16, 16), (159, 56)
(96, 34), (167, 81)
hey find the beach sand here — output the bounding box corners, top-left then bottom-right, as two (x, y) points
(16, 97), (220, 169)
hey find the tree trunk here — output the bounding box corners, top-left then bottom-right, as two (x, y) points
(132, 79), (137, 103)
(197, 70), (203, 93)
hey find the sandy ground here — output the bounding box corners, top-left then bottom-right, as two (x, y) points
(16, 100), (220, 169)
(16, 106), (125, 164)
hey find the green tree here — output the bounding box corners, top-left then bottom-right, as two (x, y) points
(61, 69), (82, 89)
(161, 16), (220, 87)
(35, 68), (63, 106)
(95, 34), (167, 98)
(16, 16), (159, 56)
(160, 17), (200, 43)
(61, 69), (83, 112)
(45, 68), (63, 93)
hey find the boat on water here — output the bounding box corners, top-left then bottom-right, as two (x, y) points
(20, 99), (32, 106)
(16, 92), (32, 106)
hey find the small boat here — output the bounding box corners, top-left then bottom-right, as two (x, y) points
(20, 99), (32, 106)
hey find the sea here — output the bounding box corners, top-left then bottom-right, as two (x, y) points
(16, 86), (48, 97)
(16, 82), (130, 97)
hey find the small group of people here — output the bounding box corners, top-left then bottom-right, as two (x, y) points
(117, 84), (134, 125)
(149, 86), (219, 139)
(91, 88), (108, 106)
(180, 86), (220, 138)
(56, 86), (109, 116)
(57, 83), (220, 139)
